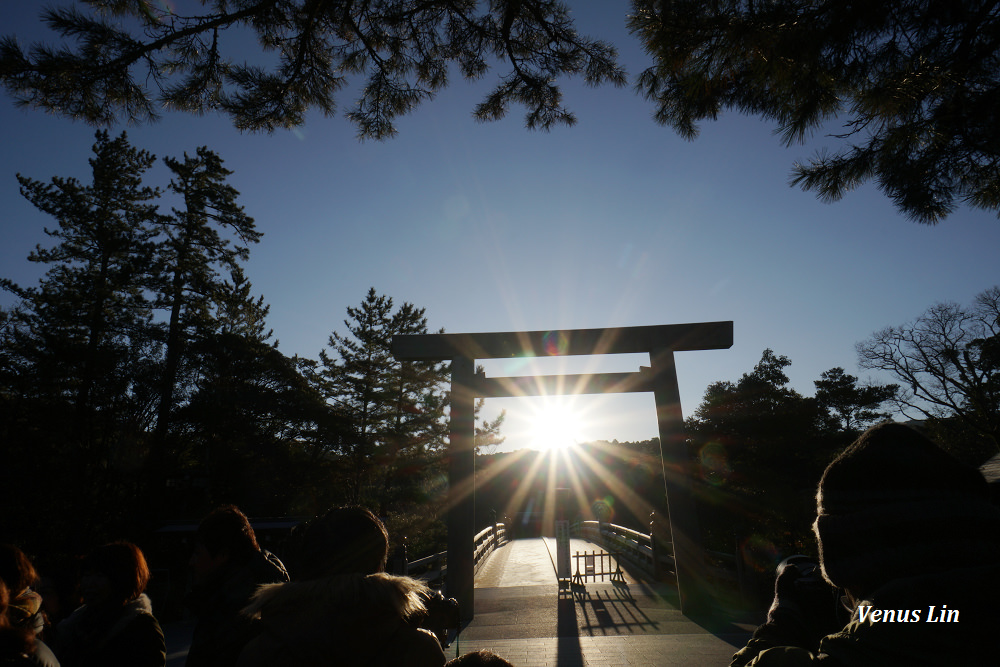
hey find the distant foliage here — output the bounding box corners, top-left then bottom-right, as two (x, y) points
(814, 367), (898, 434)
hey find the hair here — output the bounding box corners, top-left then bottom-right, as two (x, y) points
(446, 650), (515, 666)
(195, 504), (260, 563)
(81, 541), (151, 606)
(0, 545), (38, 597)
(296, 506), (388, 579)
(0, 580), (34, 656)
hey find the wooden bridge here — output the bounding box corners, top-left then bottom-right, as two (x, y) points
(401, 521), (754, 666)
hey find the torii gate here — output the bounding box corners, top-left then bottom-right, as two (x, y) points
(391, 321), (733, 621)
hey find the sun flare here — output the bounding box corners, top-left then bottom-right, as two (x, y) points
(528, 399), (585, 451)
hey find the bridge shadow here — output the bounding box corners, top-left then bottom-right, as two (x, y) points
(565, 580), (661, 636)
(567, 575), (750, 649)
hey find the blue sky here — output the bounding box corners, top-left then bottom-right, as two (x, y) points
(2, 3), (998, 452)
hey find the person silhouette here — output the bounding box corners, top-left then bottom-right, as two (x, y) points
(54, 542), (164, 667)
(184, 505), (288, 667)
(731, 422), (1000, 666)
(237, 506), (445, 667)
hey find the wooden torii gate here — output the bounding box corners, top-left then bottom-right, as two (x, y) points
(391, 322), (733, 622)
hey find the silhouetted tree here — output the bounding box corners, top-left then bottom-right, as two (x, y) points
(0, 131), (164, 544)
(814, 367), (898, 434)
(150, 146), (260, 471)
(475, 391), (507, 456)
(686, 349), (835, 555)
(1, 1), (625, 138)
(857, 286), (1000, 453)
(179, 330), (331, 515)
(319, 289), (450, 512)
(629, 0), (1000, 222)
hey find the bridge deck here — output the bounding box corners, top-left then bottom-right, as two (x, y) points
(447, 537), (752, 666)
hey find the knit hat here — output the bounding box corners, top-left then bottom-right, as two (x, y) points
(812, 422), (1000, 593)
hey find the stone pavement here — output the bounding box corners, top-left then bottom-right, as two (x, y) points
(442, 538), (753, 666)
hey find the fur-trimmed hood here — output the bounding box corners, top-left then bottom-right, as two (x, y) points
(242, 572), (429, 624)
(237, 573), (444, 667)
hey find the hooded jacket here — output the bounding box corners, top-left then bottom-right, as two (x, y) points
(236, 572), (445, 667)
(185, 548), (288, 667)
(55, 594), (164, 667)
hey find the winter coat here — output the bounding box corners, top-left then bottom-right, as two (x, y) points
(740, 562), (1000, 666)
(54, 594), (164, 667)
(0, 626), (57, 667)
(236, 572), (446, 667)
(185, 549), (288, 667)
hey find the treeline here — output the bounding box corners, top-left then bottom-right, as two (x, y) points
(684, 323), (1000, 566)
(0, 132), (456, 559)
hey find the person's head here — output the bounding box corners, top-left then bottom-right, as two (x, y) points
(0, 545), (38, 597)
(296, 506), (388, 579)
(0, 579), (35, 656)
(190, 505), (260, 583)
(813, 422), (998, 597)
(445, 649), (515, 666)
(79, 541), (151, 607)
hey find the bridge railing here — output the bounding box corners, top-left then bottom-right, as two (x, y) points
(474, 522), (507, 571)
(573, 520), (671, 578)
(404, 522), (507, 584)
(572, 519), (749, 607)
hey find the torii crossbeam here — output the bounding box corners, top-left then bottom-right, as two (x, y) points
(392, 322), (733, 622)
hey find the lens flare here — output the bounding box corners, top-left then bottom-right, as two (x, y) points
(591, 495), (615, 523)
(698, 441), (733, 487)
(542, 331), (569, 355)
(741, 534), (781, 573)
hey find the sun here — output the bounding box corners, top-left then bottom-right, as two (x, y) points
(528, 399), (585, 451)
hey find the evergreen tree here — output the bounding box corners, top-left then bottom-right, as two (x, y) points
(1, 1), (625, 139)
(2, 131), (162, 429)
(629, 0), (1000, 222)
(475, 393), (507, 456)
(814, 367), (898, 434)
(0, 130), (164, 544)
(150, 146), (260, 468)
(320, 289), (395, 504)
(320, 289), (450, 512)
(686, 349), (834, 555)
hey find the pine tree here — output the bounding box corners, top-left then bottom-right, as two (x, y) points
(0, 131), (164, 543)
(320, 289), (450, 511)
(321, 289), (395, 504)
(2, 130), (162, 443)
(814, 367), (898, 434)
(150, 146), (260, 465)
(1, 1), (625, 139)
(629, 0), (1000, 222)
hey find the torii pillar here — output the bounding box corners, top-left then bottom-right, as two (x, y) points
(392, 322), (733, 622)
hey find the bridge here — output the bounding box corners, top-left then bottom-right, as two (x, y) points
(408, 522), (753, 666)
